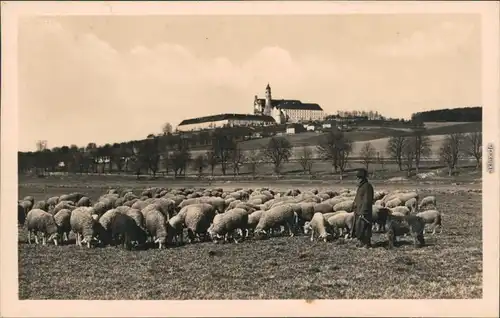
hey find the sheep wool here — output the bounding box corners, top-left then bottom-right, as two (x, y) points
(54, 209), (72, 242)
(306, 212), (332, 242)
(26, 209), (60, 245)
(254, 204), (296, 237)
(144, 209), (168, 249)
(70, 207), (99, 248)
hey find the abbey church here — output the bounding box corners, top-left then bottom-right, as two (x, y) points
(254, 84), (325, 124)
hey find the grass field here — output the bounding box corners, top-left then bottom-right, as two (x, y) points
(17, 174), (482, 300)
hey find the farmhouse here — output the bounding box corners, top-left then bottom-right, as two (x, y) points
(253, 83), (325, 124)
(176, 113), (276, 132)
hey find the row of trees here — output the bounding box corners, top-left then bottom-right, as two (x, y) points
(411, 107), (482, 123)
(19, 127), (482, 179)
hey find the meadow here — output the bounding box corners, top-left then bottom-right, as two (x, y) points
(17, 173), (482, 300)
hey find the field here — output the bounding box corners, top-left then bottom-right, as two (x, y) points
(18, 174), (482, 300)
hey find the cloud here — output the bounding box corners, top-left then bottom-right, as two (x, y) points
(373, 21), (476, 58)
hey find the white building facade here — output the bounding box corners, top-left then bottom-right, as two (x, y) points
(177, 113), (276, 132)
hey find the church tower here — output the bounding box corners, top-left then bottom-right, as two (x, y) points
(263, 83), (272, 116)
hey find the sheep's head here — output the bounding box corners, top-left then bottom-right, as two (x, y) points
(303, 222), (312, 234)
(319, 232), (332, 242)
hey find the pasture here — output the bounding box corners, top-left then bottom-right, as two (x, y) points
(18, 175), (482, 300)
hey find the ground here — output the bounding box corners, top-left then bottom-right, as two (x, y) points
(18, 174), (482, 300)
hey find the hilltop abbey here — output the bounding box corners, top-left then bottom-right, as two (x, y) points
(177, 83), (325, 132)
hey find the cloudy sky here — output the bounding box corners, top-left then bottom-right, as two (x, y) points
(18, 14), (481, 151)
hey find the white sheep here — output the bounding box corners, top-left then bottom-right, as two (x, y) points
(53, 208), (72, 243)
(184, 205), (217, 243)
(390, 206), (411, 216)
(418, 196), (437, 211)
(70, 207), (100, 248)
(404, 198), (417, 213)
(327, 212), (355, 238)
(254, 204), (297, 238)
(333, 200), (354, 212)
(208, 208), (249, 243)
(416, 209), (442, 234)
(25, 209), (61, 245)
(304, 212), (333, 242)
(374, 199), (385, 207)
(385, 198), (403, 209)
(313, 202), (334, 213)
(144, 208), (168, 249)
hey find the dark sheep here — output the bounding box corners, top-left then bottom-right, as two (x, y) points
(386, 214), (426, 249)
(110, 213), (148, 250)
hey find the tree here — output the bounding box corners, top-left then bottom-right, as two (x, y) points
(205, 150), (218, 176)
(298, 146), (314, 175)
(170, 146), (191, 178)
(359, 142), (376, 171)
(411, 128), (432, 174)
(263, 136), (292, 175)
(463, 132), (482, 169)
(401, 137), (416, 177)
(386, 136), (406, 171)
(140, 136), (161, 177)
(246, 149), (262, 179)
(316, 129), (352, 179)
(439, 133), (463, 176)
(229, 145), (245, 176)
(211, 130), (236, 175)
(162, 122), (173, 135)
(192, 154), (208, 178)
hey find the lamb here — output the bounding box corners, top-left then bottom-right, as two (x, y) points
(183, 205), (217, 243)
(416, 209), (442, 234)
(304, 212), (333, 242)
(372, 205), (390, 232)
(144, 208), (168, 249)
(390, 206), (411, 216)
(333, 200), (354, 212)
(326, 212), (355, 238)
(53, 209), (72, 243)
(208, 208), (249, 243)
(405, 198), (418, 213)
(70, 207), (101, 248)
(418, 196), (437, 211)
(254, 204), (297, 238)
(77, 196), (92, 207)
(25, 209), (60, 245)
(386, 214), (426, 249)
(385, 198), (403, 209)
(109, 213), (148, 250)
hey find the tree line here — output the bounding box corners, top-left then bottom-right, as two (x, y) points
(19, 127), (482, 179)
(411, 107), (482, 123)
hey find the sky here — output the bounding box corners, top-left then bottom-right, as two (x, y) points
(18, 14), (481, 151)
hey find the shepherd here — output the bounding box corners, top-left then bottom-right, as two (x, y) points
(351, 168), (374, 248)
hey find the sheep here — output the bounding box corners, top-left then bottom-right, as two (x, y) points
(144, 208), (168, 249)
(372, 205), (390, 233)
(33, 200), (49, 211)
(23, 196), (35, 204)
(123, 208), (146, 231)
(77, 196), (92, 207)
(322, 211), (347, 221)
(25, 209), (60, 245)
(93, 200), (114, 217)
(374, 199), (385, 207)
(46, 196), (60, 208)
(254, 204), (297, 238)
(51, 201), (76, 215)
(304, 212), (333, 242)
(386, 214), (426, 249)
(313, 202), (334, 213)
(385, 198), (403, 209)
(18, 204), (27, 226)
(97, 209), (121, 245)
(416, 209), (442, 234)
(333, 200), (354, 212)
(53, 209), (72, 243)
(59, 192), (85, 204)
(396, 192), (419, 205)
(166, 214), (185, 245)
(109, 213), (148, 250)
(405, 198), (418, 213)
(390, 206), (411, 216)
(326, 212), (355, 238)
(70, 207), (101, 248)
(184, 205), (217, 243)
(208, 208), (249, 243)
(418, 196), (437, 211)
(246, 210), (264, 237)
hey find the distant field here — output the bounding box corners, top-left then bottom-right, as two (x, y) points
(18, 175), (482, 300)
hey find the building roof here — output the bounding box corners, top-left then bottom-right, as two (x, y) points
(255, 98), (323, 111)
(178, 113), (276, 126)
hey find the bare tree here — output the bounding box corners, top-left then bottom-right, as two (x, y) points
(298, 146), (314, 175)
(192, 154), (208, 178)
(463, 132), (482, 169)
(386, 135), (406, 171)
(263, 136), (293, 175)
(229, 145), (246, 176)
(359, 142), (376, 171)
(246, 149), (262, 179)
(401, 138), (416, 177)
(206, 150), (218, 176)
(411, 128), (432, 174)
(376, 151), (385, 171)
(439, 133), (463, 176)
(316, 129), (352, 179)
(212, 130), (235, 175)
(162, 122), (173, 135)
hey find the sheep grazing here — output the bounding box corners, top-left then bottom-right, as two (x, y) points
(77, 196), (92, 207)
(254, 204), (297, 238)
(144, 208), (168, 249)
(333, 200), (354, 212)
(313, 202), (334, 214)
(53, 209), (72, 243)
(109, 213), (148, 250)
(304, 213), (332, 242)
(167, 214), (185, 245)
(33, 200), (49, 212)
(372, 205), (390, 233)
(385, 198), (403, 209)
(390, 206), (411, 216)
(70, 207), (101, 248)
(374, 199), (385, 207)
(246, 210), (264, 237)
(208, 208), (249, 243)
(51, 201), (76, 215)
(404, 198), (417, 213)
(326, 212), (355, 239)
(418, 196), (437, 211)
(386, 214), (426, 249)
(184, 205), (217, 243)
(46, 196), (60, 208)
(25, 209), (61, 245)
(416, 209), (442, 234)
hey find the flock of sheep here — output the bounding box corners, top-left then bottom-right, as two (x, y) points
(17, 186), (442, 250)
